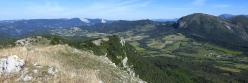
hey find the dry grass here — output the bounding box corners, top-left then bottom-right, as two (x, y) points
(0, 45), (143, 83)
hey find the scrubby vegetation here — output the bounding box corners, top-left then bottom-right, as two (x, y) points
(40, 35), (247, 83)
(0, 29), (247, 83)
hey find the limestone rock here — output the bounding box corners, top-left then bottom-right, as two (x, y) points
(0, 55), (25, 75)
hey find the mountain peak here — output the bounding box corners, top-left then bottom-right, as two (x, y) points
(177, 13), (248, 48)
(185, 13), (215, 18)
(178, 13), (219, 28)
(183, 13), (217, 19)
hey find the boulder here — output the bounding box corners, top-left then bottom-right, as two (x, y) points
(0, 55), (25, 75)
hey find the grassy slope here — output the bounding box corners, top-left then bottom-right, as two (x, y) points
(0, 39), (143, 83)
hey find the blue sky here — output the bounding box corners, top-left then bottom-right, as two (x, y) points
(0, 0), (248, 20)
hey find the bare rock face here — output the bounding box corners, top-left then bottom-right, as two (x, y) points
(0, 55), (25, 75)
(92, 39), (103, 46)
(120, 37), (126, 46)
(92, 37), (109, 46)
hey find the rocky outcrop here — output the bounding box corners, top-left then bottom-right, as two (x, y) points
(0, 55), (59, 82)
(15, 36), (49, 46)
(120, 37), (126, 46)
(0, 55), (25, 75)
(92, 37), (109, 46)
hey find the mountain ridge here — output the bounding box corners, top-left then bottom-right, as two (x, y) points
(177, 13), (248, 50)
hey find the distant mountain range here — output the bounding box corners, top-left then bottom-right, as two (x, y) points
(1, 13), (248, 83)
(151, 18), (178, 22)
(1, 13), (248, 48)
(219, 14), (248, 19)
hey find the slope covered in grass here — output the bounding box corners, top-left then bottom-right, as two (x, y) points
(0, 37), (144, 83)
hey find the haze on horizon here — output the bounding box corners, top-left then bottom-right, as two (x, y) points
(0, 0), (248, 20)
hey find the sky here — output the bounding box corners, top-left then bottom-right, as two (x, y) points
(0, 0), (248, 20)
